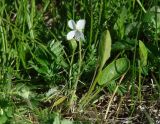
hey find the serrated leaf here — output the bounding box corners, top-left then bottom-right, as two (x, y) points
(139, 40), (148, 66)
(98, 30), (112, 69)
(49, 40), (68, 68)
(98, 58), (130, 85)
(30, 61), (49, 75)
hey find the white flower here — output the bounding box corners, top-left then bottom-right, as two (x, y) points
(67, 19), (85, 41)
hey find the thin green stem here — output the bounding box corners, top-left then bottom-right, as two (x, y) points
(94, 0), (103, 46)
(138, 61), (142, 102)
(69, 41), (82, 108)
(131, 10), (141, 111)
(81, 86), (102, 107)
(136, 0), (147, 13)
(72, 0), (75, 19)
(80, 67), (102, 107)
(89, 0), (93, 47)
(154, 4), (159, 49)
(69, 50), (75, 89)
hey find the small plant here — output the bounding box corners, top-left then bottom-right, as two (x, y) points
(66, 19), (86, 110)
(0, 0), (160, 123)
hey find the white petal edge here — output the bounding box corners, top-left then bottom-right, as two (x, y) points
(67, 30), (76, 40)
(76, 19), (86, 30)
(68, 20), (76, 29)
(79, 31), (85, 41)
(75, 31), (85, 41)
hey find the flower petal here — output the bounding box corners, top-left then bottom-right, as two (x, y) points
(80, 32), (85, 41)
(68, 20), (76, 29)
(76, 19), (86, 30)
(67, 30), (76, 40)
(75, 31), (85, 41)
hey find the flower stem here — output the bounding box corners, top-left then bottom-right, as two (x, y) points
(69, 40), (82, 110)
(89, 0), (93, 48)
(80, 66), (102, 107)
(69, 50), (75, 89)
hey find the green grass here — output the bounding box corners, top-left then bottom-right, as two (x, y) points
(0, 0), (160, 123)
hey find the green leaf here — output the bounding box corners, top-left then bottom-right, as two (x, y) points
(61, 119), (73, 124)
(98, 30), (112, 69)
(98, 58), (130, 85)
(107, 81), (126, 95)
(114, 7), (129, 39)
(53, 113), (60, 124)
(112, 39), (136, 51)
(18, 42), (28, 69)
(139, 40), (148, 66)
(52, 96), (67, 108)
(49, 40), (68, 68)
(149, 6), (160, 29)
(0, 114), (7, 124)
(29, 60), (49, 75)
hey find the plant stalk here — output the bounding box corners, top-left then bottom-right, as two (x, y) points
(69, 40), (82, 110)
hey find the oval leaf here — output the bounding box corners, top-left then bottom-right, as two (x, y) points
(139, 40), (148, 66)
(52, 96), (67, 108)
(98, 30), (112, 69)
(98, 58), (130, 85)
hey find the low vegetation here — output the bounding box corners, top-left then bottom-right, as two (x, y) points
(0, 0), (160, 123)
